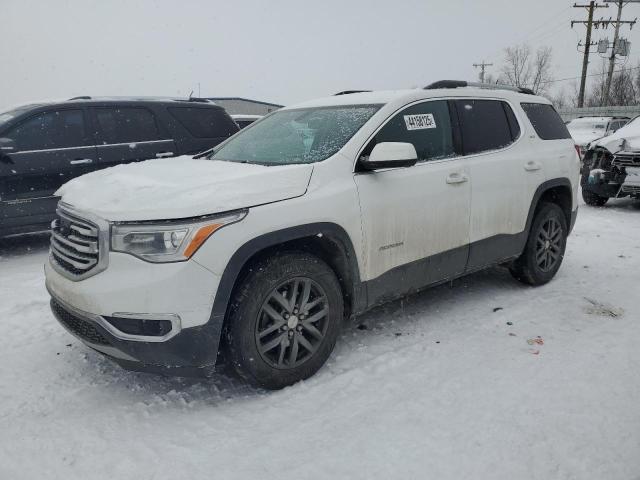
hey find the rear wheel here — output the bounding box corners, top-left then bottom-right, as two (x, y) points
(582, 188), (609, 206)
(510, 202), (568, 286)
(224, 252), (343, 389)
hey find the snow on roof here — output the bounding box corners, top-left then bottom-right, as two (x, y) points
(568, 117), (612, 125)
(285, 87), (549, 110)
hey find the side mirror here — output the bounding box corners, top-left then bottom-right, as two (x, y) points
(0, 138), (15, 164)
(0, 137), (15, 151)
(359, 142), (418, 170)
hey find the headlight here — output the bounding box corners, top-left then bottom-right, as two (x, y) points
(111, 210), (247, 262)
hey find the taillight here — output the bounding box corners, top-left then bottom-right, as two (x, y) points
(575, 145), (582, 159)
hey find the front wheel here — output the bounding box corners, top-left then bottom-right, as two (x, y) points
(510, 202), (568, 286)
(582, 188), (609, 206)
(224, 252), (343, 389)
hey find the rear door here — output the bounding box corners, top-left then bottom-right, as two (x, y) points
(453, 98), (528, 269)
(0, 108), (97, 228)
(90, 106), (177, 167)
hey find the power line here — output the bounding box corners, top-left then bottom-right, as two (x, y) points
(602, 0), (639, 105)
(572, 1), (610, 107)
(539, 64), (640, 84)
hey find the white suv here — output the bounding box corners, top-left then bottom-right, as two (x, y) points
(45, 81), (580, 389)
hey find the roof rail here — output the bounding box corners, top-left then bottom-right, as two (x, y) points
(424, 80), (535, 95)
(334, 90), (372, 96)
(68, 96), (91, 100)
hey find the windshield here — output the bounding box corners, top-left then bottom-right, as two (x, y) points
(0, 106), (36, 130)
(209, 105), (381, 165)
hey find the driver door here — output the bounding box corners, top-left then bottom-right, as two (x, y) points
(354, 100), (471, 304)
(0, 109), (97, 229)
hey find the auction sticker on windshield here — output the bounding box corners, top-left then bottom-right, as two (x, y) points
(404, 113), (436, 130)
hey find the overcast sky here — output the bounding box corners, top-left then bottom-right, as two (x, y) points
(2, 0), (639, 111)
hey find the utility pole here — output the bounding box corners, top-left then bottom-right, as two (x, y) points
(603, 0), (639, 105)
(572, 1), (608, 107)
(473, 61), (493, 83)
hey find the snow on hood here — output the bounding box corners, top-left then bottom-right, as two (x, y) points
(570, 131), (605, 147)
(56, 156), (313, 221)
(591, 119), (640, 153)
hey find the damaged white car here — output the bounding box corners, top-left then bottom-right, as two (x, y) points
(581, 116), (640, 206)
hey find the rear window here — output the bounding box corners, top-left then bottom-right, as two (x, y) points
(521, 103), (571, 140)
(455, 99), (518, 155)
(168, 107), (238, 138)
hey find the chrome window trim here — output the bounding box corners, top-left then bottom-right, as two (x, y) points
(11, 139), (174, 155)
(95, 139), (173, 148)
(48, 288), (181, 343)
(12, 145), (95, 154)
(49, 202), (110, 282)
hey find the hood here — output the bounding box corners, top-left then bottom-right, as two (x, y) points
(568, 130), (604, 147)
(591, 121), (640, 153)
(56, 156), (313, 221)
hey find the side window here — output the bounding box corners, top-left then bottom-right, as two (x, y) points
(365, 100), (454, 162)
(168, 107), (239, 138)
(520, 103), (571, 140)
(6, 110), (87, 151)
(455, 99), (515, 155)
(92, 107), (165, 144)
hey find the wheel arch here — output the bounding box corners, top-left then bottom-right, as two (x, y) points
(525, 178), (574, 235)
(209, 223), (365, 338)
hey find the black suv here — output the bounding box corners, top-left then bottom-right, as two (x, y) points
(0, 97), (239, 237)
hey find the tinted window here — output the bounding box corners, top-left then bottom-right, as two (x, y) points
(520, 103), (571, 140)
(366, 100), (454, 162)
(6, 110), (87, 151)
(93, 107), (164, 144)
(455, 100), (514, 155)
(236, 120), (255, 129)
(503, 102), (521, 140)
(168, 107), (238, 138)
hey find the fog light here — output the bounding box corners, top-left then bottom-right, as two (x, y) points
(104, 316), (174, 337)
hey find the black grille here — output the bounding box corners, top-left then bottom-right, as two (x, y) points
(51, 299), (110, 346)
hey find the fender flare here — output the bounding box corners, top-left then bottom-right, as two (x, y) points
(208, 222), (364, 325)
(523, 177), (574, 237)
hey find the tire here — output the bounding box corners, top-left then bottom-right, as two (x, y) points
(224, 252), (343, 389)
(582, 188), (609, 206)
(509, 202), (568, 286)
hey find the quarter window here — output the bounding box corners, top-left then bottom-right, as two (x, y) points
(92, 107), (165, 144)
(168, 107), (238, 138)
(455, 99), (516, 155)
(7, 110), (87, 151)
(365, 100), (454, 162)
(520, 103), (571, 140)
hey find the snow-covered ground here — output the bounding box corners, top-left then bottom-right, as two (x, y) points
(1, 198), (639, 480)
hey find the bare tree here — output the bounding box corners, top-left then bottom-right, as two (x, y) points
(586, 60), (638, 107)
(499, 43), (553, 95)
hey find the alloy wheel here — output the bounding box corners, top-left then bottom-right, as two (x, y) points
(255, 277), (330, 369)
(535, 217), (563, 272)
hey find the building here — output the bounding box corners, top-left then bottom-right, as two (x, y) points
(207, 97), (283, 116)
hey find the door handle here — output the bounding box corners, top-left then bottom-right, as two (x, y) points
(70, 158), (93, 165)
(446, 172), (469, 184)
(156, 152), (174, 158)
(524, 160), (542, 171)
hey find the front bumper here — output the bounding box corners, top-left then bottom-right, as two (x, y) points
(49, 294), (221, 376)
(45, 252), (225, 376)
